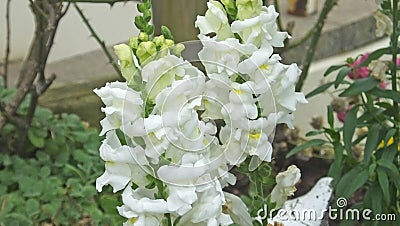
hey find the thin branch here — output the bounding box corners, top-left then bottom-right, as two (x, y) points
(2, 0), (12, 88)
(295, 0), (338, 92)
(73, 3), (123, 79)
(285, 23), (316, 50)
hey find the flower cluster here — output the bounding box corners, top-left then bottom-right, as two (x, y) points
(94, 1), (306, 225)
(331, 53), (394, 122)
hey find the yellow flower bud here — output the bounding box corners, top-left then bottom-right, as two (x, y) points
(136, 41), (157, 64)
(236, 0), (262, 20)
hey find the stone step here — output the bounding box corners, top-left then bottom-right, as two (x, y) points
(7, 0), (380, 127)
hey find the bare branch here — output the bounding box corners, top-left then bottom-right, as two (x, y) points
(73, 3), (123, 79)
(2, 0), (12, 88)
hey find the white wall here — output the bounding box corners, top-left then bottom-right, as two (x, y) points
(0, 1), (140, 63)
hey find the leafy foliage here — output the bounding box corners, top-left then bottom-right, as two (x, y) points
(0, 84), (124, 225)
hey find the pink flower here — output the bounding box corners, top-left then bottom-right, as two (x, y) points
(348, 54), (370, 80)
(336, 106), (352, 123)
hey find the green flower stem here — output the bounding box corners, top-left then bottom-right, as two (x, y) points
(295, 0), (338, 92)
(73, 3), (123, 80)
(273, 0), (284, 32)
(391, 0), (399, 140)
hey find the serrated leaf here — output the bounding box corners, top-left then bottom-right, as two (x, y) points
(286, 139), (327, 158)
(339, 77), (380, 97)
(324, 64), (346, 77)
(306, 81), (334, 98)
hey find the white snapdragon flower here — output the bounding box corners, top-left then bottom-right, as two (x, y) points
(113, 44), (141, 86)
(236, 0), (263, 20)
(141, 54), (187, 101)
(222, 81), (260, 122)
(142, 115), (170, 164)
(220, 117), (274, 168)
(195, 1), (234, 40)
(96, 131), (149, 192)
(177, 179), (233, 226)
(223, 192), (253, 226)
(166, 185), (198, 216)
(94, 81), (143, 136)
(270, 165), (301, 208)
(201, 73), (232, 120)
(118, 186), (169, 226)
(198, 37), (257, 76)
(231, 5), (288, 50)
(257, 63), (307, 128)
(373, 10), (393, 37)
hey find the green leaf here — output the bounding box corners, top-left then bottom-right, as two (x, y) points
(376, 167), (390, 204)
(328, 142), (344, 185)
(327, 105), (334, 128)
(336, 165), (369, 198)
(324, 64), (346, 77)
(369, 87), (400, 103)
(343, 106), (358, 157)
(306, 81), (334, 98)
(25, 199), (40, 217)
(358, 47), (390, 67)
(286, 139), (327, 158)
(339, 77), (380, 97)
(305, 130), (323, 137)
(363, 124), (380, 163)
(28, 129), (45, 148)
(334, 67), (351, 88)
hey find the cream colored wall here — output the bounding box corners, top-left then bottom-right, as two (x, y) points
(0, 1), (140, 63)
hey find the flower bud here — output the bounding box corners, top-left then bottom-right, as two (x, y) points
(129, 37), (139, 50)
(113, 43), (139, 84)
(136, 41), (157, 64)
(310, 115), (323, 130)
(138, 32), (149, 41)
(153, 35), (165, 47)
(221, 0), (237, 17)
(330, 98), (346, 113)
(171, 43), (185, 56)
(236, 0), (262, 20)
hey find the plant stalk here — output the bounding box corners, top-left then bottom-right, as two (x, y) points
(295, 0), (338, 92)
(391, 0), (399, 142)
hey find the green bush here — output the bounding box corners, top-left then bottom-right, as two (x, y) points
(0, 85), (124, 225)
